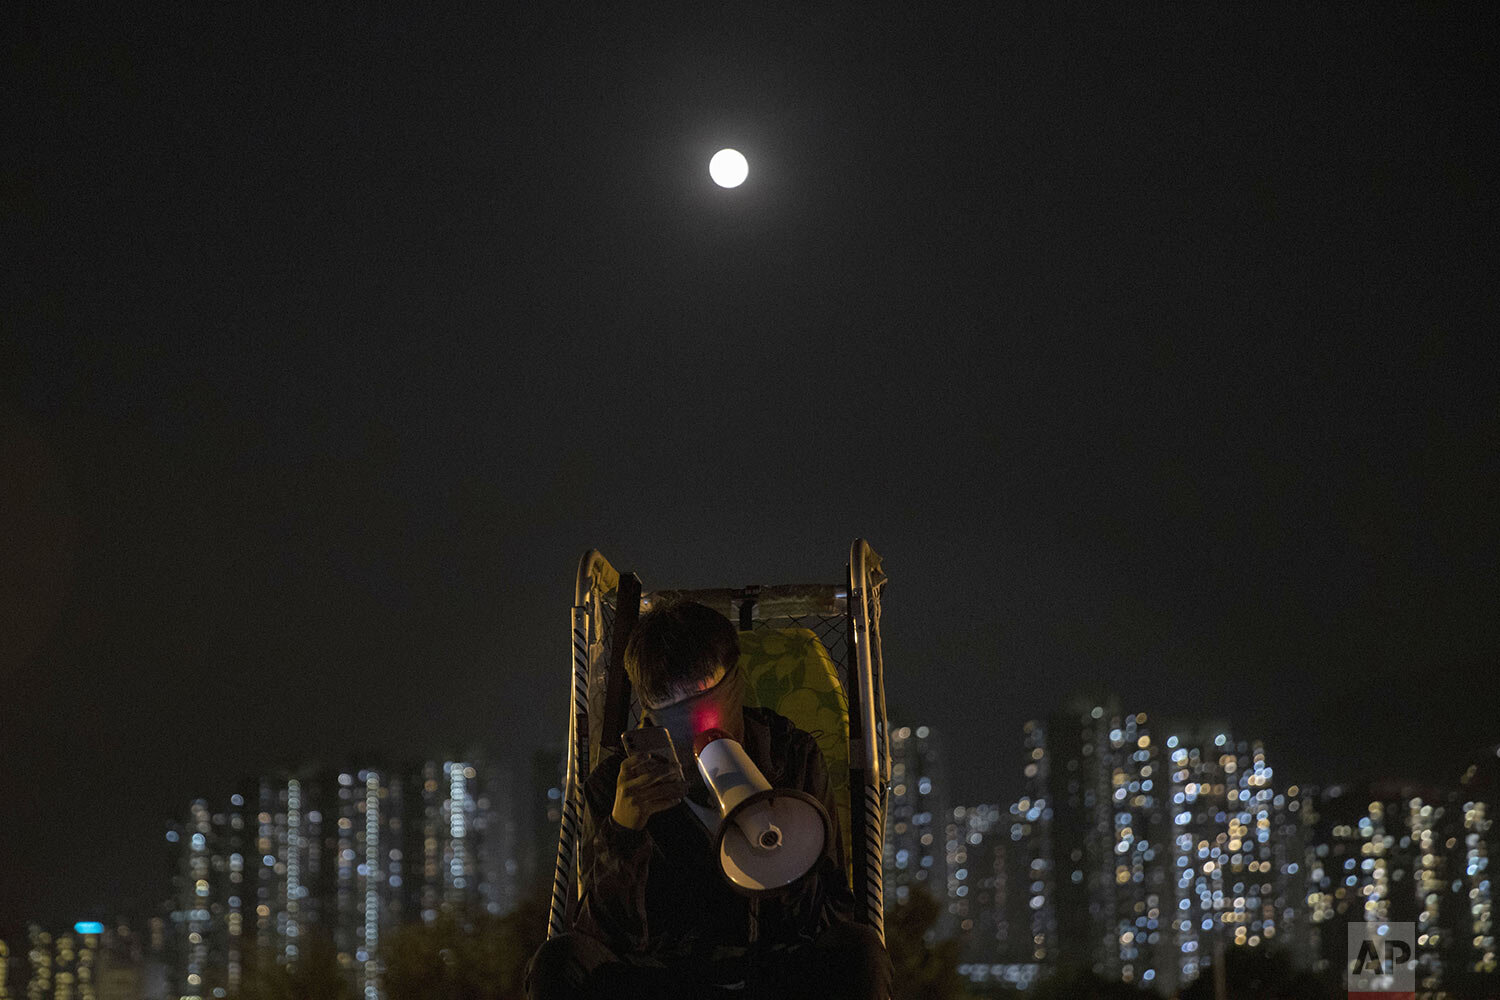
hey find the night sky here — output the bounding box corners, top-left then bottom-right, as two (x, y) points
(3, 4), (1495, 938)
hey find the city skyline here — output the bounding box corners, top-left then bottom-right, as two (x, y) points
(4, 686), (1496, 939)
(890, 705), (1497, 995)
(7, 693), (1497, 996)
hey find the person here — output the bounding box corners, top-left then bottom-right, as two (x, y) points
(526, 600), (891, 1000)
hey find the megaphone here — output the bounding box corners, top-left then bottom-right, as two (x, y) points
(692, 728), (830, 895)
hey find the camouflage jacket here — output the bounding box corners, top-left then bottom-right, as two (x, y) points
(573, 705), (855, 958)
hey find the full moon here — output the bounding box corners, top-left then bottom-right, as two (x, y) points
(709, 148), (748, 188)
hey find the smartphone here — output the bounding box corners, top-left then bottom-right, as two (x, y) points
(620, 724), (683, 779)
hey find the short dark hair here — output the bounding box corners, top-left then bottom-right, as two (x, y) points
(624, 601), (740, 706)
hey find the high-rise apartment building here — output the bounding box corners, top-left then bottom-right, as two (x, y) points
(332, 766), (406, 1000)
(954, 720), (1056, 972)
(1014, 718), (1056, 964)
(945, 803), (1003, 958)
(1103, 711), (1168, 991)
(1034, 699), (1177, 990)
(1457, 746), (1498, 983)
(26, 927), (52, 1000)
(251, 773), (327, 973)
(402, 757), (515, 920)
(169, 794), (251, 998)
(884, 725), (949, 922)
(24, 924), (101, 1000)
(1041, 697), (1120, 975)
(1161, 723), (1233, 990)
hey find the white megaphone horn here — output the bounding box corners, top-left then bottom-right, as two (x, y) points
(692, 728), (830, 895)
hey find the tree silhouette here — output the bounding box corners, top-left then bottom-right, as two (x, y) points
(238, 931), (354, 1000)
(1178, 945), (1337, 1000)
(382, 890), (550, 1000)
(883, 887), (978, 1000)
(1029, 962), (1161, 1000)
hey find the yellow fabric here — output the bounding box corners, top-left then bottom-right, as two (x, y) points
(737, 628), (852, 882)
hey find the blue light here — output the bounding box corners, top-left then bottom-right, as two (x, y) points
(74, 921), (104, 935)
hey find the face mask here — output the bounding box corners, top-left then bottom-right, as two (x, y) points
(641, 664), (746, 775)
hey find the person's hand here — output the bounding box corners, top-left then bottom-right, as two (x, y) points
(611, 753), (687, 831)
